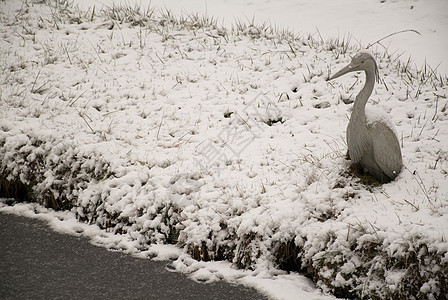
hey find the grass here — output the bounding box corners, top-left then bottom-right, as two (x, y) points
(0, 172), (34, 204)
(1, 1), (447, 299)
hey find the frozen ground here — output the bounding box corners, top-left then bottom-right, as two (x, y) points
(0, 0), (447, 299)
(74, 0), (448, 76)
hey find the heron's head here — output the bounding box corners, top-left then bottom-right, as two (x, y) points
(329, 50), (379, 82)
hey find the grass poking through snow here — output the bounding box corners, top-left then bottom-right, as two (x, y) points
(1, 1), (447, 299)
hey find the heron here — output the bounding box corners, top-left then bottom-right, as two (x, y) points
(329, 50), (402, 182)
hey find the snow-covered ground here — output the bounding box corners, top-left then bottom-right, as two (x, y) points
(1, 1), (447, 299)
(74, 0), (448, 76)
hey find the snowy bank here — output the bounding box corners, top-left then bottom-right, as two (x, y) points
(1, 1), (447, 299)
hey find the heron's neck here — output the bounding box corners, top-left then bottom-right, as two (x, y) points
(352, 67), (376, 123)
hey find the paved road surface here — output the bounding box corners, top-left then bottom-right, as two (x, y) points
(0, 212), (268, 299)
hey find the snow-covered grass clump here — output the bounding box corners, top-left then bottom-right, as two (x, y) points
(1, 1), (447, 299)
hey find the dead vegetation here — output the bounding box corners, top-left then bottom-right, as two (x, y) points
(1, 1), (447, 299)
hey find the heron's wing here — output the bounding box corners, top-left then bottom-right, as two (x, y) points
(347, 124), (369, 163)
(371, 122), (403, 178)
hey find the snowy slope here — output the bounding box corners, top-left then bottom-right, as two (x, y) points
(0, 1), (447, 299)
(74, 0), (448, 76)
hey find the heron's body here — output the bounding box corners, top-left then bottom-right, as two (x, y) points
(330, 51), (402, 182)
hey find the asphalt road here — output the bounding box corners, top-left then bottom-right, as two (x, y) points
(0, 212), (268, 300)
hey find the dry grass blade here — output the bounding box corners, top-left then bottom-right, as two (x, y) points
(366, 29), (421, 49)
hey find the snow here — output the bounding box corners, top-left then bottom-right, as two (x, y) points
(73, 0), (448, 76)
(1, 0), (447, 299)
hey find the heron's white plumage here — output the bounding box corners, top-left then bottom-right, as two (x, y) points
(330, 51), (403, 182)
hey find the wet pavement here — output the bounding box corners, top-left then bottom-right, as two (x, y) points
(0, 212), (268, 299)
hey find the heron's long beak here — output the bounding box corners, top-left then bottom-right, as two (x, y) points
(329, 63), (356, 80)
